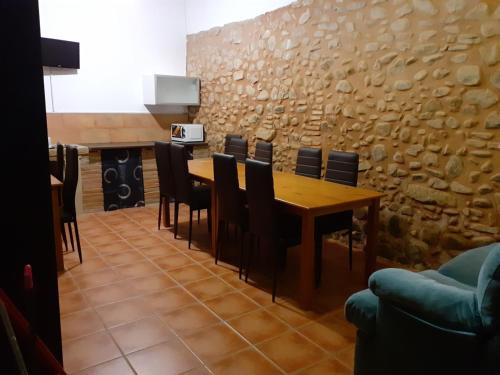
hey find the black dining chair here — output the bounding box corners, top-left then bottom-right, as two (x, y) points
(295, 147), (322, 179)
(154, 141), (176, 230)
(213, 153), (247, 278)
(315, 150), (359, 286)
(224, 134), (242, 154)
(170, 143), (211, 249)
(245, 159), (301, 302)
(226, 138), (248, 163)
(49, 142), (65, 182)
(61, 145), (82, 263)
(254, 141), (273, 164)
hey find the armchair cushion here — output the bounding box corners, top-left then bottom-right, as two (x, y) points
(369, 268), (483, 333)
(345, 289), (378, 334)
(438, 243), (497, 287)
(476, 245), (500, 333)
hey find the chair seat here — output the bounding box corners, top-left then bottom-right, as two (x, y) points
(315, 210), (353, 235)
(190, 184), (211, 210)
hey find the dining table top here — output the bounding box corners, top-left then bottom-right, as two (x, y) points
(188, 158), (383, 214)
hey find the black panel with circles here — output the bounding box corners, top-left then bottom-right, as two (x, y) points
(101, 148), (145, 211)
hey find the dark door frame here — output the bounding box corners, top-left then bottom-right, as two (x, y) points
(1, 0), (62, 363)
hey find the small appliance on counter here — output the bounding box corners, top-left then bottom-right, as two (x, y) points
(171, 123), (204, 143)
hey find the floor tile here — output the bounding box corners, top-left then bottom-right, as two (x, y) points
(204, 292), (259, 320)
(298, 317), (355, 354)
(129, 273), (177, 294)
(297, 358), (352, 375)
(84, 280), (139, 306)
(60, 291), (89, 315)
(266, 303), (319, 328)
(228, 309), (289, 344)
(240, 286), (274, 307)
(109, 316), (173, 354)
(335, 345), (355, 370)
(86, 233), (123, 246)
(72, 357), (135, 375)
(208, 348), (282, 375)
(58, 276), (78, 295)
(69, 257), (109, 276)
(114, 260), (160, 279)
(142, 287), (197, 313)
(168, 264), (213, 284)
(73, 269), (123, 290)
(103, 250), (146, 266)
(159, 303), (220, 337)
(127, 235), (166, 248)
(63, 331), (121, 373)
(185, 277), (234, 301)
(139, 243), (179, 258)
(61, 309), (105, 341)
(153, 253), (194, 271)
(127, 340), (202, 375)
(95, 241), (135, 256)
(184, 323), (248, 363)
(257, 331), (325, 373)
(95, 297), (153, 328)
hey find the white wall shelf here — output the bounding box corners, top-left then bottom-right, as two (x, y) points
(143, 74), (200, 106)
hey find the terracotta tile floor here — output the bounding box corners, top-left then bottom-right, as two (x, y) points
(59, 205), (366, 374)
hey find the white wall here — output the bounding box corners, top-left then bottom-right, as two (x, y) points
(185, 0), (294, 35)
(39, 0), (187, 113)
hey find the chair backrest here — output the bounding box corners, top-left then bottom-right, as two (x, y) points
(154, 141), (175, 197)
(226, 138), (248, 163)
(254, 141), (273, 164)
(213, 153), (245, 224)
(62, 146), (78, 216)
(224, 134), (242, 154)
(324, 150), (359, 186)
(245, 159), (276, 241)
(295, 147), (322, 179)
(170, 143), (192, 204)
(55, 142), (64, 181)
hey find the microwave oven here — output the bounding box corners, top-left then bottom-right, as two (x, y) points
(171, 123), (204, 142)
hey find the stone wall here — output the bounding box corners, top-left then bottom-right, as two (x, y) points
(187, 0), (500, 268)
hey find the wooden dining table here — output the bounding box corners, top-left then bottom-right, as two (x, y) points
(50, 175), (64, 272)
(187, 158), (384, 309)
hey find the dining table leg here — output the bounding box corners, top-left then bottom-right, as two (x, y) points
(210, 182), (218, 256)
(364, 198), (380, 284)
(298, 212), (315, 310)
(162, 195), (171, 228)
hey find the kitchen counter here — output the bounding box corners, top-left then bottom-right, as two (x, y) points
(48, 144), (89, 157)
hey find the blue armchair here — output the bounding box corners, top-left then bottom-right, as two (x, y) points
(345, 243), (500, 375)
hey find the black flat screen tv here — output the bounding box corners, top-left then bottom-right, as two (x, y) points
(41, 37), (79, 69)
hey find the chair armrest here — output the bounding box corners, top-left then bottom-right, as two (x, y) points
(369, 268), (483, 333)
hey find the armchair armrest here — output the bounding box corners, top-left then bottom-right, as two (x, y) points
(369, 268), (483, 333)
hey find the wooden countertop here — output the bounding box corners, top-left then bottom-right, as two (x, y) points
(82, 142), (156, 150)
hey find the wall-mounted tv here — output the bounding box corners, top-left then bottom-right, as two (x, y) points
(41, 37), (79, 69)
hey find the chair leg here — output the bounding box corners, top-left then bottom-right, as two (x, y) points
(348, 229), (353, 271)
(67, 222), (75, 251)
(239, 228), (245, 279)
(215, 220), (224, 264)
(188, 208), (193, 249)
(174, 202), (179, 239)
(158, 195), (163, 230)
(197, 209), (200, 224)
(61, 221), (68, 251)
(245, 234), (255, 283)
(73, 219), (83, 264)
